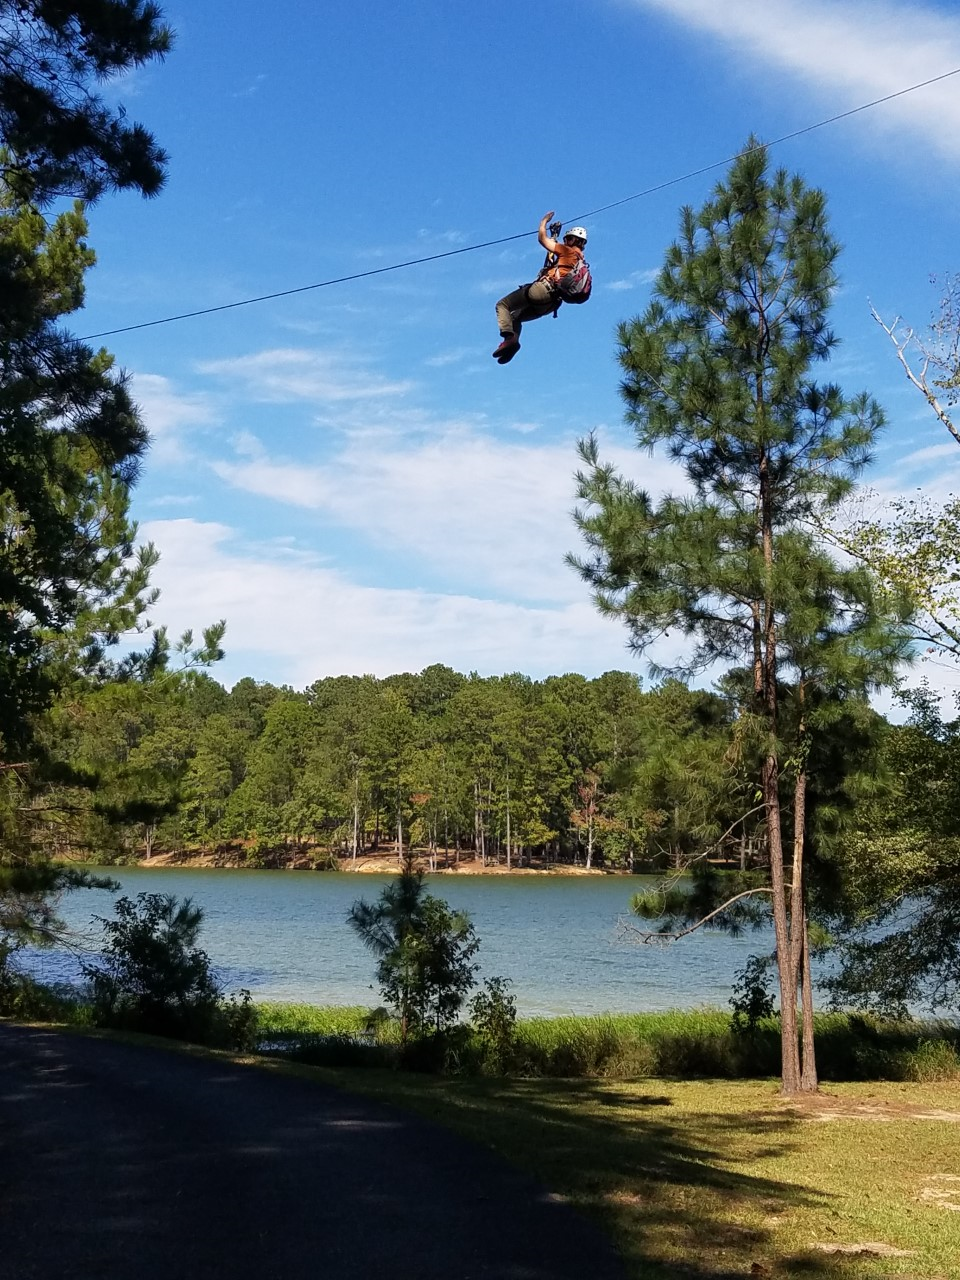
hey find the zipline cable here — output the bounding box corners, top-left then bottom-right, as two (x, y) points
(79, 64), (960, 342)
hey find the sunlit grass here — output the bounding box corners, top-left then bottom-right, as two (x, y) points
(255, 1002), (370, 1036)
(306, 1068), (960, 1280)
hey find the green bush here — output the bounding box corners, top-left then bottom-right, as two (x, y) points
(221, 989), (259, 1052)
(85, 892), (254, 1048)
(469, 977), (518, 1074)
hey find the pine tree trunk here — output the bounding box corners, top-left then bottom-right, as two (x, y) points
(799, 903), (818, 1092)
(763, 756), (801, 1094)
(759, 446), (802, 1096)
(352, 775), (359, 862)
(505, 775), (512, 871)
(790, 696), (818, 1093)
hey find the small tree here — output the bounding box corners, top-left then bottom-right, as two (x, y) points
(85, 892), (222, 1040)
(348, 858), (479, 1042)
(469, 976), (518, 1073)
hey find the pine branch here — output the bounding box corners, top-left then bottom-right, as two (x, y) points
(620, 886), (779, 943)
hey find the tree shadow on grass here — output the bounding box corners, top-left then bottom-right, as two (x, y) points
(357, 1073), (897, 1280)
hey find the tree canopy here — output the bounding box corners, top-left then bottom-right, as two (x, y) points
(0, 1), (172, 203)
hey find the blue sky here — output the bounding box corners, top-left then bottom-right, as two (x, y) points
(75, 0), (960, 696)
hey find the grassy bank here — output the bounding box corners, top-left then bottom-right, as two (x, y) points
(256, 1003), (960, 1082)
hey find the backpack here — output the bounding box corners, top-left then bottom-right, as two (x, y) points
(555, 254), (592, 304)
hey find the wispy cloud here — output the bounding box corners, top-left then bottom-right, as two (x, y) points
(629, 0), (960, 163)
(898, 441), (960, 470)
(147, 494), (200, 508)
(196, 347), (415, 403)
(424, 347), (473, 367)
(232, 73), (266, 98)
(210, 425), (683, 604)
(607, 269), (658, 292)
(132, 372), (218, 463)
(416, 229), (468, 245)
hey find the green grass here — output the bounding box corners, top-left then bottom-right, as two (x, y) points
(15, 1008), (960, 1278)
(253, 1002), (960, 1082)
(255, 1002), (371, 1037)
(297, 1066), (960, 1280)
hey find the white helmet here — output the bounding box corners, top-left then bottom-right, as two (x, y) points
(565, 225), (588, 244)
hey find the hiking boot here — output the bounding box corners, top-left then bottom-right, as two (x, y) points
(493, 334), (520, 362)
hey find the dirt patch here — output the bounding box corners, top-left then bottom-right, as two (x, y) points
(136, 849), (610, 876)
(779, 1094), (960, 1123)
(918, 1174), (960, 1212)
(812, 1242), (916, 1257)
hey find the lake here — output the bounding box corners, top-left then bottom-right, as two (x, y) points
(22, 868), (777, 1016)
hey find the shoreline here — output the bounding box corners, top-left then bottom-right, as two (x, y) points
(134, 850), (616, 876)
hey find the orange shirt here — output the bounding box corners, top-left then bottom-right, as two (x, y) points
(543, 242), (583, 284)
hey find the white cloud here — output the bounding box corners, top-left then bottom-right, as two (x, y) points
(630, 0), (960, 163)
(897, 441), (960, 471)
(416, 229), (468, 245)
(140, 518), (644, 687)
(132, 372), (217, 463)
(196, 348), (415, 403)
(607, 269), (659, 292)
(210, 426), (681, 604)
(147, 493), (200, 508)
(424, 347), (473, 367)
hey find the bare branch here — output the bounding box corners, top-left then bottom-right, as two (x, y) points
(871, 305), (960, 447)
(620, 886), (779, 944)
(652, 803), (768, 895)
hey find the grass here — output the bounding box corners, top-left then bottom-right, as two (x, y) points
(298, 1066), (960, 1280)
(254, 1003), (960, 1082)
(12, 1004), (960, 1279)
(255, 1002), (370, 1037)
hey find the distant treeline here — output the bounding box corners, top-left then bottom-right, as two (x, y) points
(23, 664), (939, 872)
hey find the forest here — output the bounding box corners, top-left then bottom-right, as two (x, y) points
(10, 658), (960, 888)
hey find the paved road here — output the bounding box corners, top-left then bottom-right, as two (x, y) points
(0, 1024), (625, 1280)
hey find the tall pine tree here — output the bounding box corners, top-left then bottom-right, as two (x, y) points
(570, 142), (912, 1095)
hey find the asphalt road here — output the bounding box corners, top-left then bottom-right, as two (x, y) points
(0, 1024), (625, 1280)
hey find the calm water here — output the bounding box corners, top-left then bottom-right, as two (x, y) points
(23, 869), (777, 1016)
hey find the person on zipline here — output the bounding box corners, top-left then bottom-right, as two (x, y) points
(493, 212), (590, 364)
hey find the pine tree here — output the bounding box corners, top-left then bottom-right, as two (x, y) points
(0, 1), (171, 203)
(570, 142), (912, 1095)
(0, 187), (152, 755)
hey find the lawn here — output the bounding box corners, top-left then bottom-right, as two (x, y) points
(303, 1069), (960, 1280)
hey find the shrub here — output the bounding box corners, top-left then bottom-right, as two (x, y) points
(85, 891), (251, 1048)
(901, 1038), (960, 1082)
(730, 955), (777, 1038)
(599, 1039), (659, 1079)
(469, 977), (518, 1074)
(261, 1031), (396, 1070)
(222, 989), (259, 1052)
